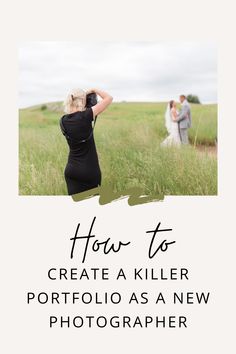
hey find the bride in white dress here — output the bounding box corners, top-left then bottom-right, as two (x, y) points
(161, 100), (181, 146)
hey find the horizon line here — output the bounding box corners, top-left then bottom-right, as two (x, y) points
(19, 99), (218, 110)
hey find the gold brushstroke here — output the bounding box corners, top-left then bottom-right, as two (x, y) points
(72, 186), (163, 205)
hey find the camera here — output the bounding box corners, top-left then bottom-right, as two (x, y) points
(86, 92), (98, 108)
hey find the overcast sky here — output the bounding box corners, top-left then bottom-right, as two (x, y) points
(18, 42), (217, 108)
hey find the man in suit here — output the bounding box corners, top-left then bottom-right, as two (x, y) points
(176, 95), (192, 144)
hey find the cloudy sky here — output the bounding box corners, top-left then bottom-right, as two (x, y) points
(18, 42), (217, 108)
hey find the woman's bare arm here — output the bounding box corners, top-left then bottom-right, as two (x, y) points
(171, 108), (177, 121)
(87, 88), (113, 117)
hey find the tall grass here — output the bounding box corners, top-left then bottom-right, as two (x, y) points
(19, 102), (217, 196)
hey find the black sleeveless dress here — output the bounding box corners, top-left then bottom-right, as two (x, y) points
(60, 108), (101, 195)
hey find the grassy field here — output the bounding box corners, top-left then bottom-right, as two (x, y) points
(19, 101), (217, 197)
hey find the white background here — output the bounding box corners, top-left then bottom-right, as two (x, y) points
(0, 1), (235, 353)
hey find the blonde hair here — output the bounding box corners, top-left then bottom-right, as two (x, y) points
(63, 88), (86, 114)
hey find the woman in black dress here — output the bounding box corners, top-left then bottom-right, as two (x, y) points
(60, 88), (113, 195)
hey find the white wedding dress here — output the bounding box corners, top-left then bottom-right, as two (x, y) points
(161, 104), (181, 146)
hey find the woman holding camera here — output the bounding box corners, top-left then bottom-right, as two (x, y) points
(60, 88), (113, 195)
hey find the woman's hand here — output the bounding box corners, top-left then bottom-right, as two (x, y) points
(86, 88), (96, 95)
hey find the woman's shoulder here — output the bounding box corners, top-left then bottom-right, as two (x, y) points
(62, 108), (93, 121)
(60, 114), (67, 123)
(171, 107), (178, 115)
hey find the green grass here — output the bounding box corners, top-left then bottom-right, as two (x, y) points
(19, 101), (217, 196)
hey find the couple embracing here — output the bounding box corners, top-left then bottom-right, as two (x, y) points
(161, 95), (192, 146)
